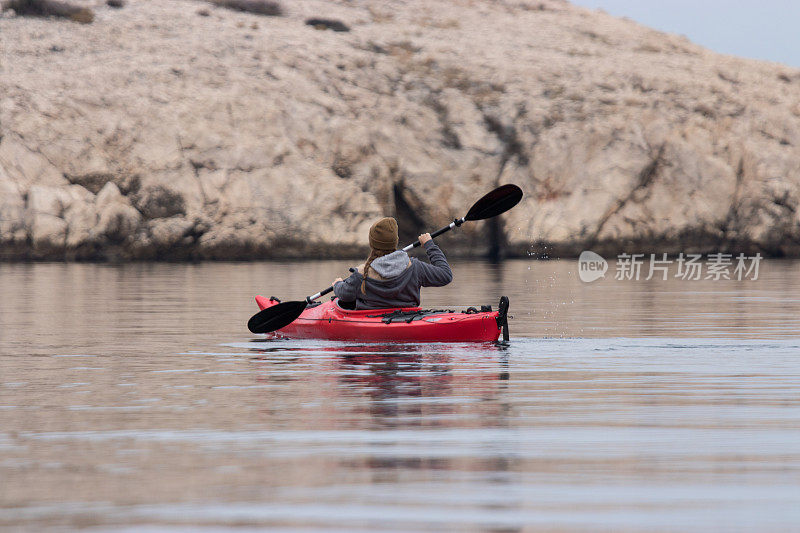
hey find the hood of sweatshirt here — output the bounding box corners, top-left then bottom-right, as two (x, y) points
(370, 250), (410, 279)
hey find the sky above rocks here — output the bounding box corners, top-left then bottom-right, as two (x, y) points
(571, 0), (800, 67)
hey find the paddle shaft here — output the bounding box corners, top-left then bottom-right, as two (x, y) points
(306, 217), (466, 304)
(401, 217), (465, 252)
(307, 286), (334, 303)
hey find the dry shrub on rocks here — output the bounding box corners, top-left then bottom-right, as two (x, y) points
(134, 184), (186, 219)
(106, 0), (125, 8)
(2, 0), (94, 23)
(305, 18), (349, 32)
(209, 0), (282, 16)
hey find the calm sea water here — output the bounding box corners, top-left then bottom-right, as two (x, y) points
(1, 259), (800, 531)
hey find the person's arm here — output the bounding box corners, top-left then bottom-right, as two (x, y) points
(333, 268), (363, 301)
(415, 234), (453, 287)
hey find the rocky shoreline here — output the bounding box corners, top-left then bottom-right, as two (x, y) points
(2, 0), (800, 261)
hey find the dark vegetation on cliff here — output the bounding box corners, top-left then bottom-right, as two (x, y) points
(209, 0), (282, 17)
(305, 18), (350, 32)
(1, 0), (93, 23)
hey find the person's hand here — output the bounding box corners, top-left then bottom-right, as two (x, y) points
(333, 277), (343, 285)
(419, 233), (432, 245)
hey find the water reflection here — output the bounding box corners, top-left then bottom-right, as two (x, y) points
(248, 342), (510, 432)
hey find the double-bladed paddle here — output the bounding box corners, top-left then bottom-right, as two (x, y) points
(247, 183), (523, 334)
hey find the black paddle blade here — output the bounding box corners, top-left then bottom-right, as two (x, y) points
(464, 184), (523, 221)
(247, 300), (307, 334)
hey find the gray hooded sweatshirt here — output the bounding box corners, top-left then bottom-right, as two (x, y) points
(333, 240), (453, 309)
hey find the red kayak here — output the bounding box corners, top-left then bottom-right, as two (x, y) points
(254, 295), (509, 343)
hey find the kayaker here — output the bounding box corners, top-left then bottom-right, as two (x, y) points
(332, 217), (453, 310)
